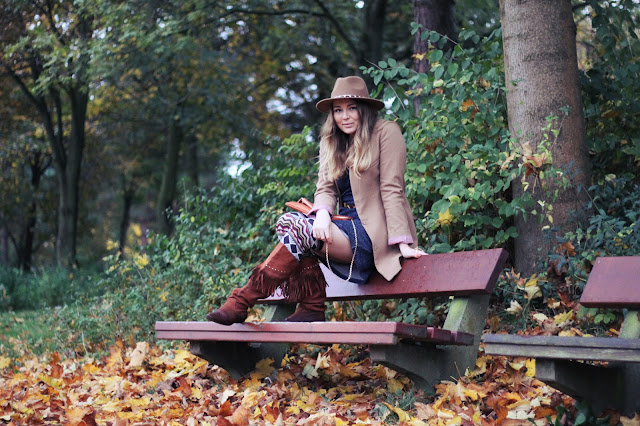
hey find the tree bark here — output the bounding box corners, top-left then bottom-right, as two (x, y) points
(412, 0), (457, 113)
(0, 220), (8, 266)
(17, 152), (47, 271)
(412, 0), (457, 75)
(358, 0), (387, 68)
(156, 116), (183, 235)
(185, 134), (199, 188)
(118, 176), (136, 258)
(3, 7), (92, 269)
(500, 0), (591, 276)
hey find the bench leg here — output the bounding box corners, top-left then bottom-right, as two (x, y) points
(189, 303), (295, 378)
(534, 311), (640, 416)
(370, 295), (489, 390)
(536, 359), (626, 414)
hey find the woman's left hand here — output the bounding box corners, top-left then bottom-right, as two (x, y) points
(399, 243), (427, 259)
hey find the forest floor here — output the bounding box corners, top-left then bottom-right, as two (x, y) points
(2, 324), (639, 426)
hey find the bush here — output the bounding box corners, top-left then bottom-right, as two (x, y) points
(581, 0), (640, 181)
(49, 129), (321, 347)
(0, 266), (99, 311)
(362, 28), (543, 253)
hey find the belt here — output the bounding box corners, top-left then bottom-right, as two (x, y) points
(341, 202), (356, 209)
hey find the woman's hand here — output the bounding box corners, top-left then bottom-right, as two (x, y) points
(399, 243), (427, 259)
(312, 209), (333, 243)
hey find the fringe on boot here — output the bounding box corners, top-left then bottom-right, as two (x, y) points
(283, 256), (327, 322)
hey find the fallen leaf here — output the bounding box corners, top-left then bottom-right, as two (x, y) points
(127, 341), (149, 368)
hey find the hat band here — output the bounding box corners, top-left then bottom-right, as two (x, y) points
(333, 94), (368, 99)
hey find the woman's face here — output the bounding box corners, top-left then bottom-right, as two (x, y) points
(332, 99), (360, 135)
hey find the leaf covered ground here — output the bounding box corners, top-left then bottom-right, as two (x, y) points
(3, 336), (638, 426)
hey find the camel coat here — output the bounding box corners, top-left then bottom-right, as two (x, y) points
(312, 119), (418, 281)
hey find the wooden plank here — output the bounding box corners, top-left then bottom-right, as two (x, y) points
(158, 330), (399, 345)
(483, 334), (640, 363)
(261, 248), (508, 303)
(580, 256), (640, 308)
(156, 321), (473, 346)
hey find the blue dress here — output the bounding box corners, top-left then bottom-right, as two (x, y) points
(319, 171), (375, 284)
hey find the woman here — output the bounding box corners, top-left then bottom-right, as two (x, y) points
(207, 76), (425, 325)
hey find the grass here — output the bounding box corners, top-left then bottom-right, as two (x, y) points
(0, 305), (109, 360)
(0, 309), (61, 358)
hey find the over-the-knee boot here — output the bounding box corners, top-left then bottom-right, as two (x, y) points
(206, 243), (297, 325)
(284, 256), (327, 322)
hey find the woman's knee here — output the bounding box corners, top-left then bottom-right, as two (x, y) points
(276, 212), (308, 236)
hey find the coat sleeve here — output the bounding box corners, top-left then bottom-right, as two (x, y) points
(379, 122), (414, 245)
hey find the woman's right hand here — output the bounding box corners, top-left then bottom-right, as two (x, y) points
(312, 209), (333, 244)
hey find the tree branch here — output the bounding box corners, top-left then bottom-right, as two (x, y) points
(311, 0), (359, 58)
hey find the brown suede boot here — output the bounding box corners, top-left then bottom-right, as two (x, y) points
(206, 243), (298, 325)
(284, 256), (327, 322)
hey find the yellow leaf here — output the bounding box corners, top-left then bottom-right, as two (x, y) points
(384, 403), (412, 422)
(134, 253), (149, 269)
(253, 358), (275, 378)
(387, 377), (404, 393)
(0, 357), (11, 369)
(532, 313), (548, 323)
(554, 310), (573, 325)
(525, 358), (536, 377)
(509, 360), (525, 371)
(127, 341), (149, 368)
(437, 209), (454, 226)
(506, 300), (523, 315)
(463, 388), (479, 401)
(524, 284), (542, 299)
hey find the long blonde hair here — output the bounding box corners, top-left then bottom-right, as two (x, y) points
(318, 101), (379, 182)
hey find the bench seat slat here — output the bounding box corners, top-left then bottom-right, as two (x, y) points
(156, 321), (474, 346)
(580, 256), (640, 308)
(261, 248), (508, 303)
(483, 334), (640, 363)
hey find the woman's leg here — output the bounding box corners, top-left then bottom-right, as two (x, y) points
(313, 222), (354, 263)
(206, 242), (297, 325)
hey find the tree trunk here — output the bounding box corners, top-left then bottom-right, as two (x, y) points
(500, 0), (591, 276)
(358, 0), (387, 68)
(185, 134), (199, 188)
(17, 152), (46, 271)
(156, 116), (183, 235)
(0, 221), (8, 266)
(412, 0), (457, 74)
(412, 0), (457, 113)
(2, 8), (92, 269)
(118, 176), (136, 258)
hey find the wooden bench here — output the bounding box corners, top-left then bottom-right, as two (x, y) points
(483, 256), (640, 416)
(156, 248), (508, 389)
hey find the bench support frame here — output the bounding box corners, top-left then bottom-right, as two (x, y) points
(192, 294), (489, 389)
(370, 294), (489, 388)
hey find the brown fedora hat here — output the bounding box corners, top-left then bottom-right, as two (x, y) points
(316, 76), (385, 114)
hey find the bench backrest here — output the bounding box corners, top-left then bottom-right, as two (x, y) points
(264, 248), (507, 303)
(580, 256), (640, 308)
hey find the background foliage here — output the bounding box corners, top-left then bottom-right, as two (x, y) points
(1, 1), (639, 354)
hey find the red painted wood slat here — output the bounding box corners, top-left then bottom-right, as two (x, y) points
(262, 248), (508, 303)
(580, 257), (640, 308)
(155, 321), (474, 345)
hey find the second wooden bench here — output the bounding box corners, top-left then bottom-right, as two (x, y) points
(483, 256), (640, 415)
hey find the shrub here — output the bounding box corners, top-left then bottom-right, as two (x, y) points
(362, 28), (544, 254)
(51, 129), (320, 347)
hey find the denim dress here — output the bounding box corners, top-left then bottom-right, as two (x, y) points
(319, 171), (375, 284)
